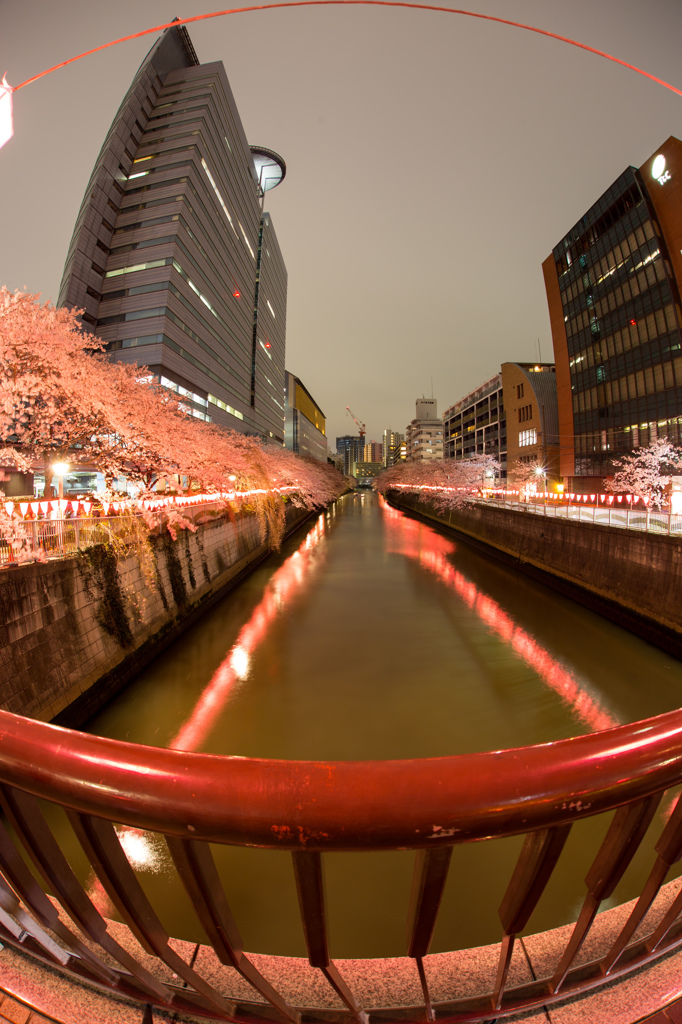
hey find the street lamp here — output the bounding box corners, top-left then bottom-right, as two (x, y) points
(52, 462), (69, 500)
(534, 465), (547, 497)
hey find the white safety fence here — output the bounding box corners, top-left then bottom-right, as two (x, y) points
(0, 500), (223, 568)
(483, 496), (682, 535)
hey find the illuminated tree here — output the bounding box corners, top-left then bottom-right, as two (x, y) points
(375, 455), (499, 511)
(606, 438), (682, 509)
(0, 289), (345, 549)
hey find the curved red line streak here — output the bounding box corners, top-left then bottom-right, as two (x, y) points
(380, 497), (618, 733)
(13, 3), (682, 99)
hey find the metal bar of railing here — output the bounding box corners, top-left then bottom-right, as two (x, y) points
(3, 708), (682, 1021)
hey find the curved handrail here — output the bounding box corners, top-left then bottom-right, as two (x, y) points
(2, 706), (682, 848)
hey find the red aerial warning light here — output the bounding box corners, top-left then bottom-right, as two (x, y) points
(630, 319), (637, 325)
(233, 290), (240, 298)
(265, 341), (271, 348)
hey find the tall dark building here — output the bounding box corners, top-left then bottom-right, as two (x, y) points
(335, 435), (364, 477)
(543, 136), (682, 489)
(58, 24), (287, 442)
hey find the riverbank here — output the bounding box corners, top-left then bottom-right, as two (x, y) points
(0, 502), (315, 726)
(388, 490), (682, 658)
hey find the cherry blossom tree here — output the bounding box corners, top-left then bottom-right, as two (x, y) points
(375, 455), (499, 512)
(0, 289), (346, 552)
(606, 438), (682, 509)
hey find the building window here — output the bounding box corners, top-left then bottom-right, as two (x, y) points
(517, 383), (524, 399)
(519, 429), (537, 447)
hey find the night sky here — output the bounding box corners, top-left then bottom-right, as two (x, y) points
(2, 1), (681, 447)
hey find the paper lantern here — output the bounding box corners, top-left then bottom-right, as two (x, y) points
(102, 501), (111, 515)
(4, 501), (14, 516)
(626, 495), (632, 503)
(70, 501), (79, 514)
(19, 502), (28, 516)
(81, 501), (92, 515)
(30, 502), (40, 515)
(39, 500), (49, 514)
(617, 496), (623, 503)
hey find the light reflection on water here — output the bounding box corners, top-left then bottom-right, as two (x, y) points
(78, 491), (682, 957)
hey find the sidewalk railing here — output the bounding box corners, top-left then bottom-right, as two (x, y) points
(2, 707), (682, 1021)
(484, 495), (682, 535)
(0, 499), (226, 567)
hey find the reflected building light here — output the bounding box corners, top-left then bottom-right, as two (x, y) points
(380, 497), (618, 733)
(170, 514), (328, 751)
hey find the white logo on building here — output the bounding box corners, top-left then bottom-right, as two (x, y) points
(652, 154), (671, 185)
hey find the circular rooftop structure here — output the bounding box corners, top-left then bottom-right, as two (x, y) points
(249, 145), (286, 193)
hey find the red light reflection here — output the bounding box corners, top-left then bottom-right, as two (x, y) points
(170, 514), (328, 751)
(380, 497), (618, 733)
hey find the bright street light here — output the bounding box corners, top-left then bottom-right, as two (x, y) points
(51, 462), (69, 502)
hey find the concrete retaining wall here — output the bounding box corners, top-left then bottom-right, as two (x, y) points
(389, 491), (682, 657)
(0, 505), (313, 726)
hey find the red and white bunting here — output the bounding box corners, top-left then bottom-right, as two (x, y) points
(19, 502), (28, 516)
(4, 501), (14, 517)
(81, 501), (92, 515)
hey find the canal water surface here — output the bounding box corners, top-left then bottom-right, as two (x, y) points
(76, 492), (682, 957)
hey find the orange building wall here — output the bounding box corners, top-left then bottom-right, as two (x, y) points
(542, 255), (574, 480)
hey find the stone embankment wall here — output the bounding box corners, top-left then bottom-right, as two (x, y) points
(389, 491), (682, 657)
(0, 505), (314, 726)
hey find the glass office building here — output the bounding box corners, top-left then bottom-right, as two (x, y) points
(58, 24), (288, 442)
(543, 137), (682, 488)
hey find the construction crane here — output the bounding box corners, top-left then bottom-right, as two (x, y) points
(346, 405), (366, 439)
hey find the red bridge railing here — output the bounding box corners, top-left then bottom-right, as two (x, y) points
(2, 706), (682, 1021)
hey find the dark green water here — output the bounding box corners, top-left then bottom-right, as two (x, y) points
(62, 492), (682, 956)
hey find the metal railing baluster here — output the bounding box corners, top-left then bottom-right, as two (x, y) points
(0, 785), (171, 1002)
(292, 850), (368, 1023)
(493, 825), (571, 1009)
(551, 795), (661, 992)
(0, 815), (120, 986)
(68, 813), (235, 1016)
(407, 846), (453, 1018)
(166, 836), (299, 1022)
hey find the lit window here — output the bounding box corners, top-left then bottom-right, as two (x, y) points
(519, 429), (537, 447)
(238, 222), (255, 260)
(267, 299), (275, 318)
(208, 394), (244, 420)
(105, 258), (169, 278)
(128, 171), (150, 180)
(201, 157), (239, 239)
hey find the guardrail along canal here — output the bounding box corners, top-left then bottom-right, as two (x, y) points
(73, 491), (682, 958)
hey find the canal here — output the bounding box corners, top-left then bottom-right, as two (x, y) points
(69, 491), (682, 958)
